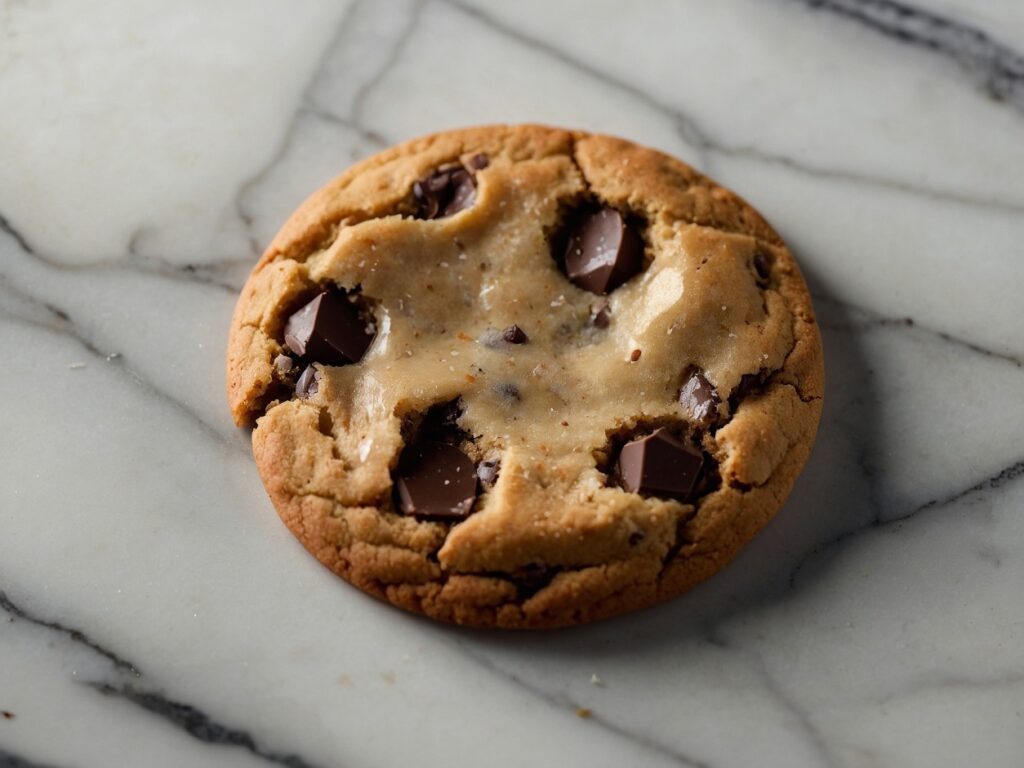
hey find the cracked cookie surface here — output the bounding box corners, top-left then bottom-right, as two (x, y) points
(226, 124), (824, 628)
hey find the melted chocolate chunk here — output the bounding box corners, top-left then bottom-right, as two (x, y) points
(728, 372), (763, 412)
(753, 251), (771, 285)
(616, 428), (703, 502)
(413, 156), (488, 219)
(417, 399), (469, 444)
(294, 365), (319, 398)
(284, 291), (374, 366)
(396, 440), (478, 519)
(679, 370), (721, 426)
(501, 325), (529, 344)
(563, 208), (643, 294)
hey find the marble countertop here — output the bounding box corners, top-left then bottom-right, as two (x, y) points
(2, 1), (1023, 766)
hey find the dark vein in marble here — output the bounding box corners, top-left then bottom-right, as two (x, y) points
(0, 589), (323, 768)
(876, 668), (1024, 705)
(437, 0), (714, 165)
(707, 628), (838, 768)
(0, 273), (244, 455)
(0, 750), (64, 768)
(2, 209), (241, 296)
(349, 0), (425, 126)
(718, 143), (1024, 214)
(440, 0), (1024, 213)
(301, 106), (391, 148)
(0, 591), (140, 676)
(789, 454), (1024, 588)
(797, 0), (1024, 110)
(914, 458), (1024, 514)
(233, 0), (420, 251)
(813, 294), (1024, 368)
(0, 213), (35, 255)
(87, 684), (323, 768)
(231, 2), (362, 257)
(455, 640), (711, 768)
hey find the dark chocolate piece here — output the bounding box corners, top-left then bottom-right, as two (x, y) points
(416, 398), (468, 445)
(753, 251), (771, 285)
(501, 325), (529, 344)
(396, 440), (478, 519)
(591, 299), (611, 328)
(413, 158), (485, 219)
(729, 372), (762, 412)
(616, 428), (703, 502)
(283, 291), (374, 366)
(294, 365), (319, 398)
(679, 370), (721, 426)
(563, 208), (643, 294)
(273, 353), (294, 374)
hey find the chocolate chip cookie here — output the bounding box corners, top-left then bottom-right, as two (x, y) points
(226, 125), (824, 628)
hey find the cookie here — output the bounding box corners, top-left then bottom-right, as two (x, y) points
(226, 125), (824, 629)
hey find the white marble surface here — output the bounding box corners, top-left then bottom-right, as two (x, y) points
(2, 1), (1023, 766)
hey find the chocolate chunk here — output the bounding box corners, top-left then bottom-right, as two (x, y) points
(396, 440), (478, 519)
(413, 161), (480, 219)
(501, 325), (528, 344)
(466, 153), (489, 171)
(629, 349), (642, 362)
(753, 251), (771, 285)
(563, 208), (643, 294)
(273, 353), (294, 374)
(422, 399), (464, 436)
(284, 291), (374, 366)
(512, 562), (553, 594)
(729, 372), (762, 412)
(591, 299), (611, 328)
(616, 428), (703, 502)
(679, 370), (721, 426)
(295, 365), (319, 398)
(477, 459), (500, 487)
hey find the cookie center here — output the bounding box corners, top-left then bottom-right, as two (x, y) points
(263, 149), (791, 572)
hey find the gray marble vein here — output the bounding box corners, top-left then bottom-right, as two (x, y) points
(0, 272), (242, 454)
(0, 750), (64, 768)
(0, 591), (140, 676)
(453, 639), (711, 768)
(790, 452), (1024, 588)
(0, 584), (325, 768)
(796, 0), (1024, 108)
(86, 685), (323, 768)
(440, 0), (1023, 210)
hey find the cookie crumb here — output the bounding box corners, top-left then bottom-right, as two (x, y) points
(575, 707), (592, 719)
(1, 711), (14, 719)
(105, 352), (122, 362)
(68, 362), (87, 370)
(590, 674), (604, 687)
